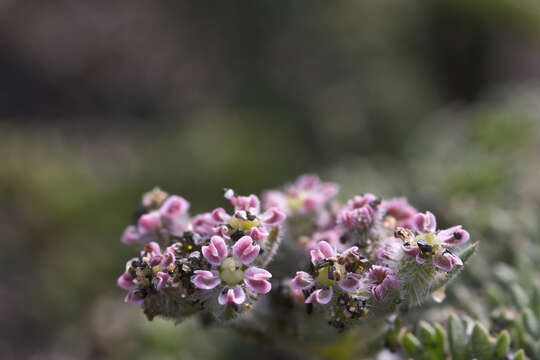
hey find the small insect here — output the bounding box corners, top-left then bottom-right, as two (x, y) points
(246, 213), (257, 221)
(417, 240), (433, 254)
(314, 259), (334, 270)
(453, 232), (462, 240)
(230, 230), (245, 241)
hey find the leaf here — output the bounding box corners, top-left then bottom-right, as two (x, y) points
(448, 315), (468, 360)
(493, 330), (510, 359)
(402, 332), (424, 359)
(469, 323), (493, 360)
(522, 308), (540, 338)
(511, 284), (530, 308)
(512, 349), (528, 360)
(418, 320), (436, 345)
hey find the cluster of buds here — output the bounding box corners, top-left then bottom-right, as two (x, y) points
(116, 175), (476, 329)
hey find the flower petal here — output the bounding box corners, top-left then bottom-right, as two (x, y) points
(338, 273), (362, 291)
(433, 252), (463, 272)
(121, 225), (141, 244)
(310, 241), (336, 263)
(218, 285), (246, 305)
(437, 226), (470, 246)
(160, 195), (190, 218)
(261, 207), (286, 226)
(232, 236), (260, 265)
(124, 290), (145, 305)
(290, 271), (315, 290)
(137, 211), (161, 234)
(191, 270), (221, 290)
(154, 272), (170, 291)
(202, 236), (228, 265)
(117, 272), (136, 290)
(305, 287), (333, 305)
(244, 267), (272, 294)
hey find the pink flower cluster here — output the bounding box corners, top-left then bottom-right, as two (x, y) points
(116, 175), (473, 328)
(117, 188), (285, 314)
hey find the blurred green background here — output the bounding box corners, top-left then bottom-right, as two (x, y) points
(2, 1), (540, 359)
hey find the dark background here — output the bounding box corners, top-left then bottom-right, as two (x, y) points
(2, 1), (540, 359)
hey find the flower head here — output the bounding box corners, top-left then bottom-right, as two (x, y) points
(398, 211), (470, 272)
(263, 174), (339, 215)
(191, 235), (272, 306)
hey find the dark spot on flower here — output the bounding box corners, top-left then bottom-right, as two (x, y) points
(453, 232), (462, 240)
(417, 240), (433, 254)
(230, 230), (245, 241)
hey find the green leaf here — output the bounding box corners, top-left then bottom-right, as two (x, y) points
(402, 332), (424, 359)
(513, 349), (528, 360)
(448, 315), (468, 360)
(493, 330), (510, 359)
(522, 308), (540, 338)
(433, 323), (447, 359)
(418, 321), (436, 345)
(469, 323), (493, 360)
(510, 284), (529, 308)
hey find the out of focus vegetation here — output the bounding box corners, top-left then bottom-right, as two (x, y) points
(2, 1), (540, 359)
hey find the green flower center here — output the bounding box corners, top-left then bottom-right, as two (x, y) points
(220, 257), (244, 285)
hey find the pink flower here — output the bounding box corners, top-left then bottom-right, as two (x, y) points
(160, 195), (190, 219)
(433, 252), (463, 272)
(192, 235), (272, 306)
(137, 211), (161, 234)
(338, 194), (379, 230)
(261, 207), (286, 226)
(202, 236), (228, 265)
(191, 270), (221, 289)
(192, 212), (216, 236)
(291, 271), (315, 290)
(229, 194), (260, 213)
(262, 174), (339, 214)
(121, 225), (142, 244)
(244, 267), (272, 294)
(310, 241), (336, 264)
(368, 265), (400, 303)
(218, 285), (246, 305)
(305, 287), (333, 305)
(413, 211), (437, 233)
(381, 197), (418, 229)
(400, 211), (470, 272)
(232, 236), (261, 265)
(437, 226), (470, 246)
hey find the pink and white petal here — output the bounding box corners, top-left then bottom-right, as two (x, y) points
(310, 241), (336, 263)
(437, 226), (470, 246)
(218, 285), (246, 305)
(401, 244), (420, 258)
(249, 227), (269, 241)
(160, 195), (190, 218)
(211, 207), (230, 223)
(121, 225), (141, 244)
(305, 287), (333, 305)
(191, 270), (221, 290)
(202, 236), (228, 265)
(261, 207), (286, 226)
(290, 271), (315, 290)
(433, 253), (462, 272)
(137, 212), (161, 234)
(124, 290), (145, 305)
(244, 267), (272, 294)
(154, 272), (170, 291)
(161, 247), (176, 268)
(117, 272), (136, 290)
(338, 273), (362, 291)
(232, 236), (260, 265)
